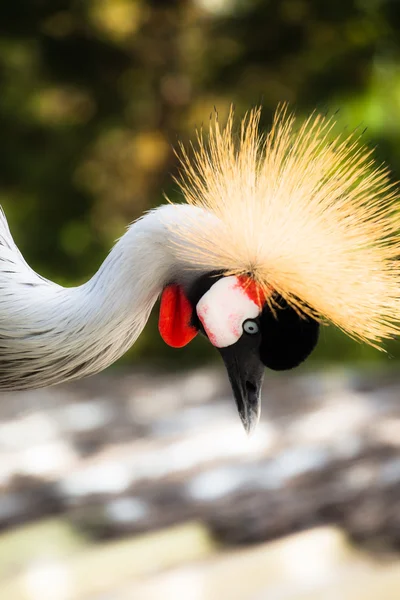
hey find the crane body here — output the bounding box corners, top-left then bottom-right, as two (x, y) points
(1, 106), (399, 432)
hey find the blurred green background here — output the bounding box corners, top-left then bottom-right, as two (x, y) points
(1, 0), (400, 367)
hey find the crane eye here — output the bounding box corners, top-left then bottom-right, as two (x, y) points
(243, 319), (259, 335)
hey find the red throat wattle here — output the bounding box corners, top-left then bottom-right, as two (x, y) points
(158, 284), (198, 348)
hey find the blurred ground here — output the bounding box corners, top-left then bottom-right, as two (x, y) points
(0, 365), (399, 599)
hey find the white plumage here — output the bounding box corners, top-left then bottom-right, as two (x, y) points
(0, 204), (212, 389)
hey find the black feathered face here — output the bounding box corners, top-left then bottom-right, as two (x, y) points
(259, 297), (320, 371)
(187, 272), (319, 433)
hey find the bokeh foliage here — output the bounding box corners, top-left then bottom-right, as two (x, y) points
(0, 0), (400, 366)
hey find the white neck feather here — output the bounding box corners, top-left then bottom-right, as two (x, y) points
(0, 204), (211, 390)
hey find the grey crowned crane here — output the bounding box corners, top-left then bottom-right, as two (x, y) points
(0, 107), (399, 432)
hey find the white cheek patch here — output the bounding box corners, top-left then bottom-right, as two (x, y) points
(196, 276), (260, 348)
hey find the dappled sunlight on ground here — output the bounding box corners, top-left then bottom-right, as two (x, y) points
(0, 367), (399, 598)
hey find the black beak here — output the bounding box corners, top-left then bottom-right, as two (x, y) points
(218, 339), (265, 435)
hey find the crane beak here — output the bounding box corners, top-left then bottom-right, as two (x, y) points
(218, 342), (265, 435)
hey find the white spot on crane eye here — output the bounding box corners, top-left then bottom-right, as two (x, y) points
(196, 275), (260, 348)
(243, 319), (259, 334)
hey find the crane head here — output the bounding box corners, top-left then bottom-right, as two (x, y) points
(158, 104), (400, 433)
(159, 272), (319, 434)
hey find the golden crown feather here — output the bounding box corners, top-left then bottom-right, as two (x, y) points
(170, 105), (400, 348)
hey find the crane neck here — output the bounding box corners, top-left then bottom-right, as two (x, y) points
(63, 204), (197, 371)
(0, 204), (208, 390)
(84, 206), (178, 321)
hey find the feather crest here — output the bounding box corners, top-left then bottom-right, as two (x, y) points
(170, 105), (400, 347)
